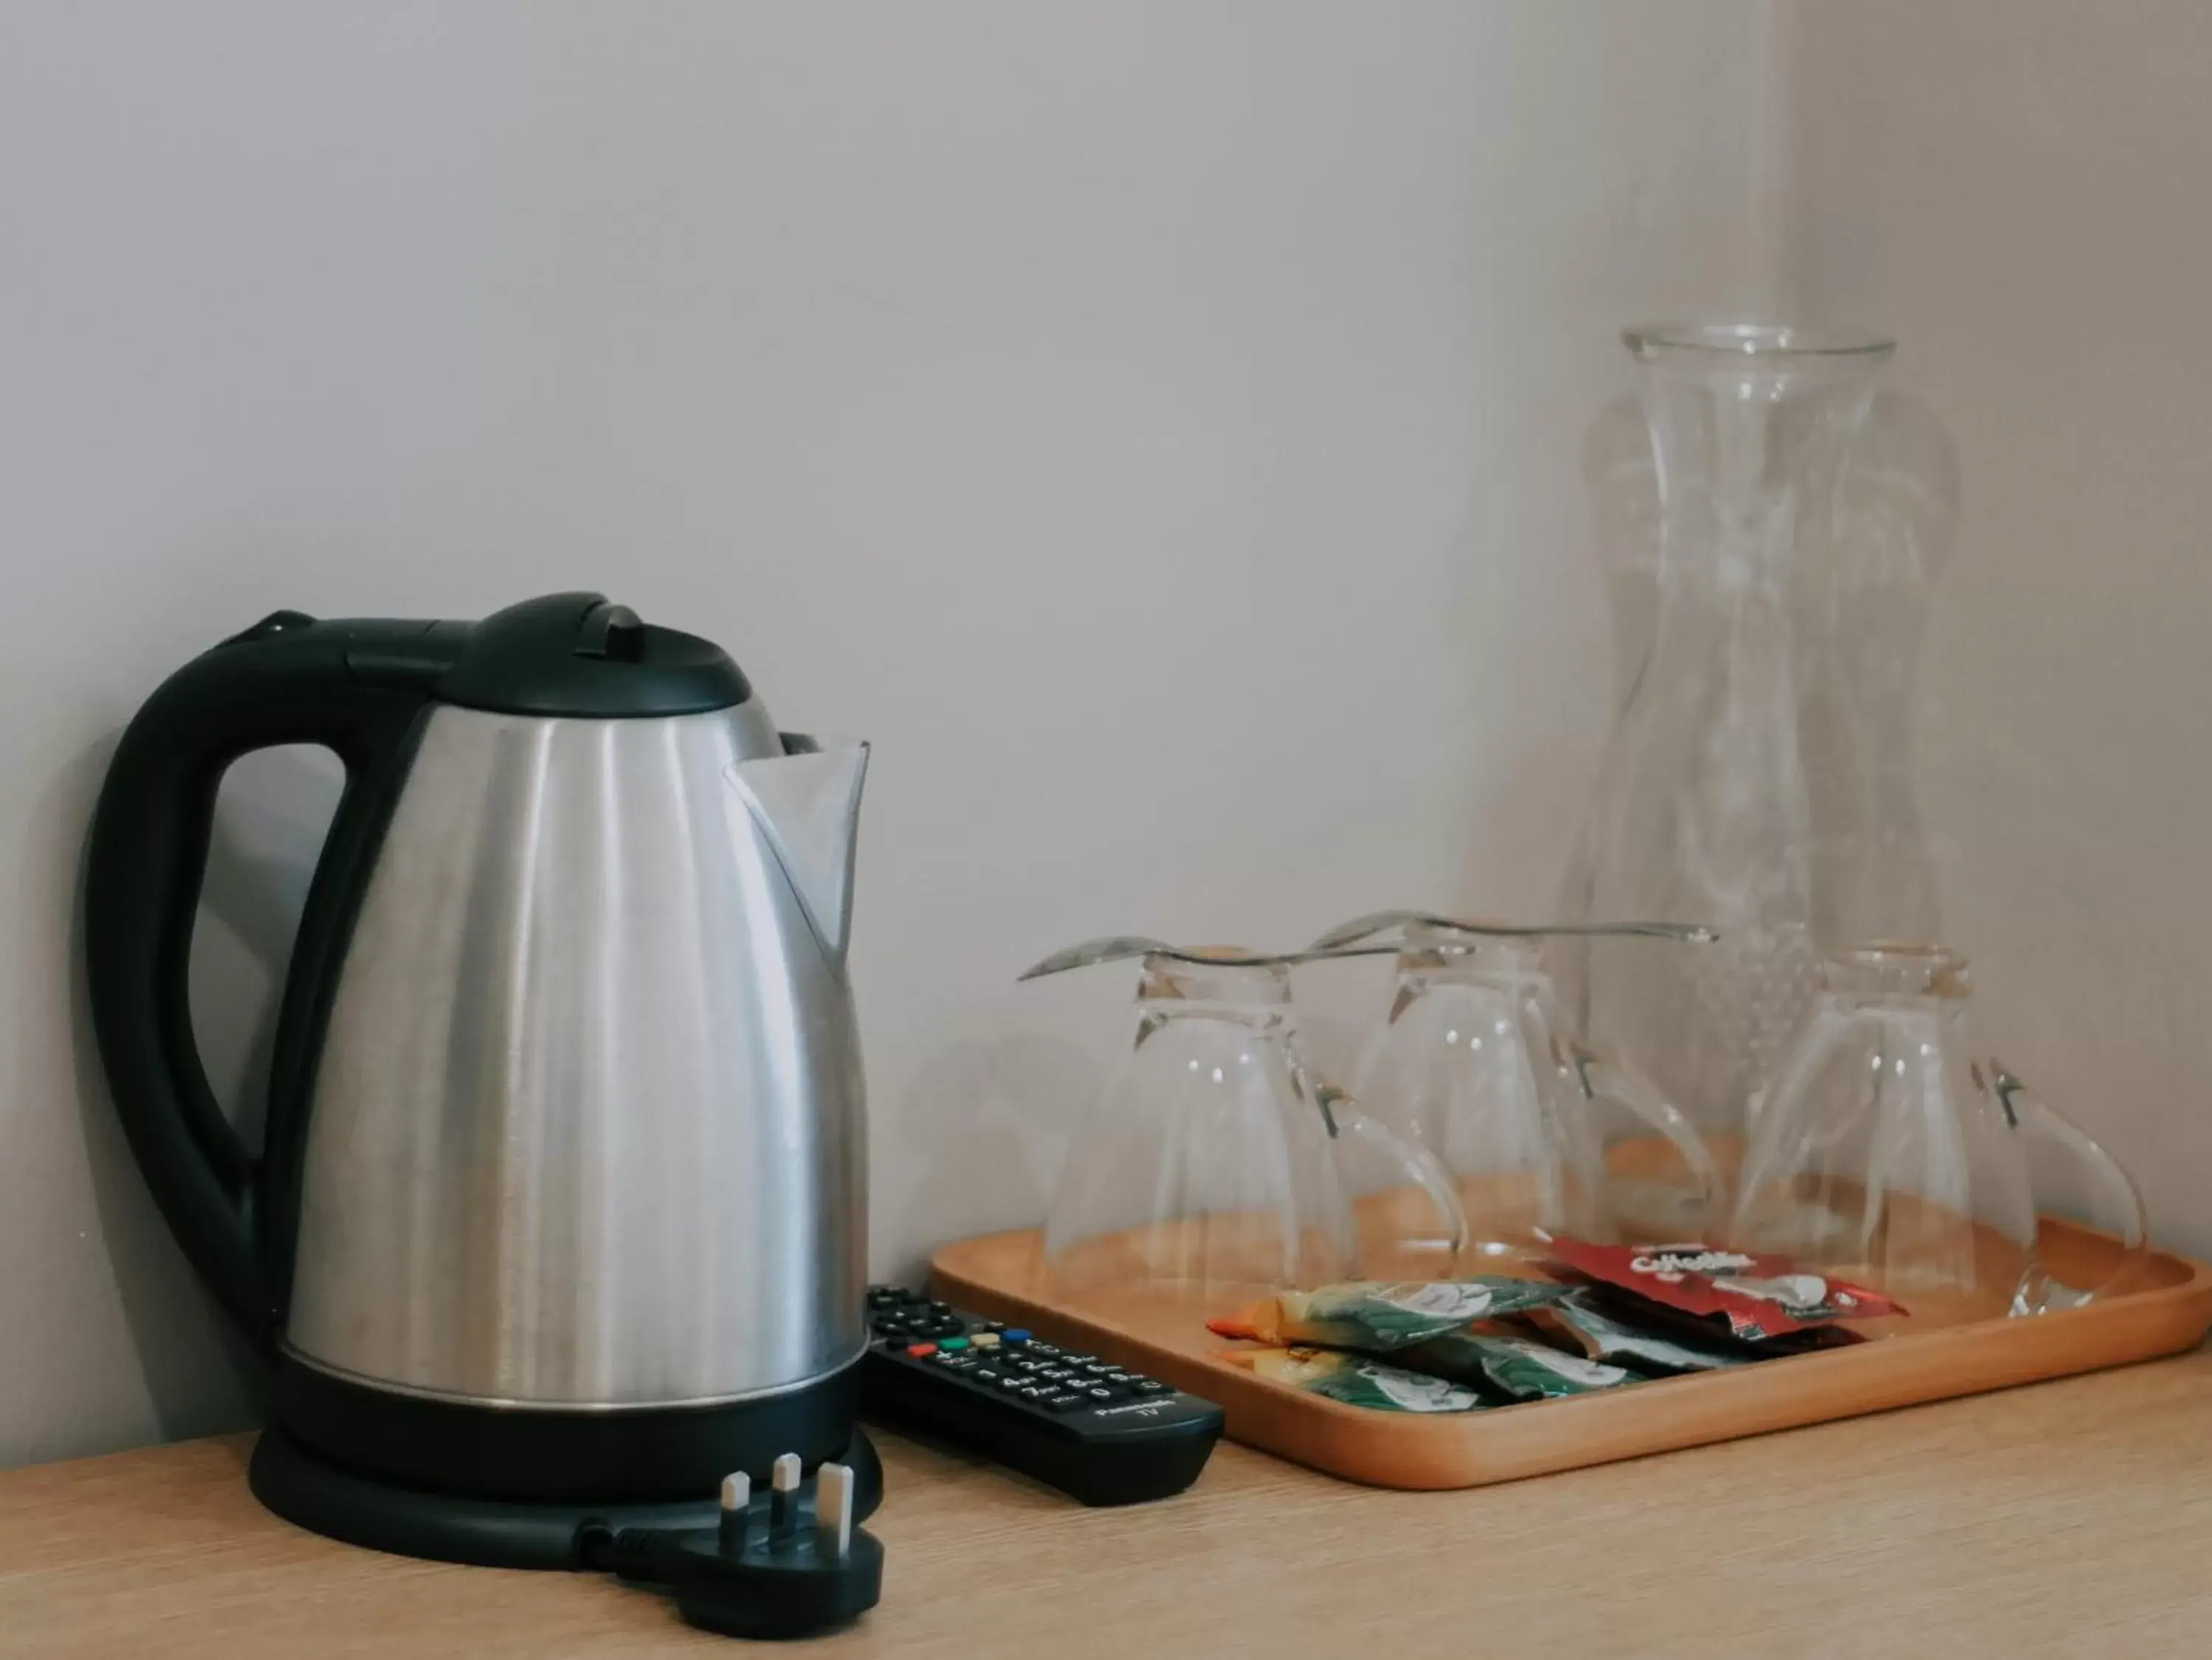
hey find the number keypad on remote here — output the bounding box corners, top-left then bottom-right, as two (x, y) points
(858, 1285), (1224, 1505)
(868, 1288), (1179, 1416)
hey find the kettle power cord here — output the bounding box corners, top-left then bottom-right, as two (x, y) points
(576, 1454), (883, 1639)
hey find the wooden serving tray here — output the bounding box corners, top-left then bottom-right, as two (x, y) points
(930, 1221), (2212, 1490)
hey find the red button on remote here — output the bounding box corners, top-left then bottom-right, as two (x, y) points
(906, 1342), (937, 1358)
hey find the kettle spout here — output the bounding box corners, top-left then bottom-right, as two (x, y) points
(728, 734), (869, 966)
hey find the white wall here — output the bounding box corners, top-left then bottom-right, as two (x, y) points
(1778, 1), (2212, 1261)
(0, 1), (1775, 1466)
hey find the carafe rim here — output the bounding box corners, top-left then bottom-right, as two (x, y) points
(1624, 318), (1896, 360)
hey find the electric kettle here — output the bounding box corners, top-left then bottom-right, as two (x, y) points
(84, 593), (871, 1516)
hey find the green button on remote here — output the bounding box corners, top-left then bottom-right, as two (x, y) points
(862, 1283), (1224, 1507)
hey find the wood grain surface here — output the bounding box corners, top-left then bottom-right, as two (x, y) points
(6, 1353), (2212, 1658)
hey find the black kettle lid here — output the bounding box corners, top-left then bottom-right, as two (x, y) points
(436, 592), (754, 718)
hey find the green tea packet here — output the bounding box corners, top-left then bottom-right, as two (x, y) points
(1394, 1331), (1638, 1401)
(1531, 1291), (1755, 1375)
(1220, 1345), (1492, 1413)
(1206, 1277), (1568, 1351)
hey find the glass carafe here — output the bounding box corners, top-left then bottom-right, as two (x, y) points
(1026, 942), (1467, 1307)
(1731, 944), (2146, 1322)
(1559, 321), (1896, 1145)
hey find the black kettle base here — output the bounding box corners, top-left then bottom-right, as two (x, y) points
(248, 1424), (883, 1572)
(271, 1352), (864, 1504)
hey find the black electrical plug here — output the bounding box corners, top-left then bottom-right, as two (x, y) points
(578, 1457), (883, 1639)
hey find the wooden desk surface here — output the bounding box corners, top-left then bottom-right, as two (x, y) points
(5, 1353), (2211, 1659)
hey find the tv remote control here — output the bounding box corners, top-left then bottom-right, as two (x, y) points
(858, 1285), (1225, 1506)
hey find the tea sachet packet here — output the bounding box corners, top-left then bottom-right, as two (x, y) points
(1393, 1330), (1638, 1400)
(1218, 1346), (1490, 1413)
(1206, 1278), (1568, 1351)
(1530, 1291), (1753, 1374)
(1548, 1239), (1903, 1340)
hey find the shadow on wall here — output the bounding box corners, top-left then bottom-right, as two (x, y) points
(1570, 387), (1962, 950)
(61, 738), (341, 1443)
(880, 1032), (1099, 1286)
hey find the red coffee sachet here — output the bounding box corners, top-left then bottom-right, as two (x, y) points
(1548, 1238), (1903, 1340)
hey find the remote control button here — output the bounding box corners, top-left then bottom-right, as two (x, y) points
(859, 1291), (1227, 1505)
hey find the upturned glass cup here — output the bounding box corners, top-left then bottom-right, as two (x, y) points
(1027, 944), (1467, 1307)
(1731, 943), (2147, 1321)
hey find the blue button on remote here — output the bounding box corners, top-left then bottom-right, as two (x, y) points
(860, 1285), (1223, 1507)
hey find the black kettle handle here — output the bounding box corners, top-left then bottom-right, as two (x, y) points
(83, 611), (462, 1343)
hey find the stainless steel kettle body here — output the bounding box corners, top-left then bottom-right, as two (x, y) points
(85, 593), (870, 1502)
(287, 704), (869, 1409)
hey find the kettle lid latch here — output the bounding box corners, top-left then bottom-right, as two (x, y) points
(572, 601), (647, 662)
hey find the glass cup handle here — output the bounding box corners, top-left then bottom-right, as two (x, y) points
(1563, 1042), (1722, 1226)
(1983, 1060), (2148, 1312)
(1312, 1078), (1471, 1263)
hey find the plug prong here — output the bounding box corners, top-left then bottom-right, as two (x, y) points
(770, 1451), (802, 1539)
(814, 1462), (853, 1560)
(718, 1470), (750, 1552)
